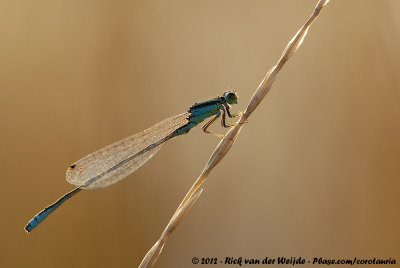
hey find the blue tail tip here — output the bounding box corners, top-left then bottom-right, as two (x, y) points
(25, 224), (32, 233)
(25, 219), (37, 233)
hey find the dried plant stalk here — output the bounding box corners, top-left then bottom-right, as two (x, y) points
(138, 189), (203, 268)
(140, 0), (330, 267)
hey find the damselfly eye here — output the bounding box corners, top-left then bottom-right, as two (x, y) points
(223, 91), (238, 104)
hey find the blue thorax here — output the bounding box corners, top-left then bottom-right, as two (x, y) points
(172, 97), (227, 137)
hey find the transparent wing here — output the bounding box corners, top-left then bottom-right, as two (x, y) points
(66, 112), (190, 189)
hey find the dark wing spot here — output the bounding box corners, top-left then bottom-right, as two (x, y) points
(68, 164), (77, 170)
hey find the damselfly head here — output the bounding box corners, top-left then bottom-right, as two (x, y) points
(223, 91), (238, 105)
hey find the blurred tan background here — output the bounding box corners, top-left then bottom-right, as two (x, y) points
(1, 0), (399, 267)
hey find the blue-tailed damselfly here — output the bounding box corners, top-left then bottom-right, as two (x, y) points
(25, 91), (239, 232)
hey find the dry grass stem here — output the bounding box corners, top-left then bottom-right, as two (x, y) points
(140, 0), (330, 267)
(138, 189), (203, 268)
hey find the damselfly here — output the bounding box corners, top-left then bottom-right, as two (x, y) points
(25, 91), (240, 232)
